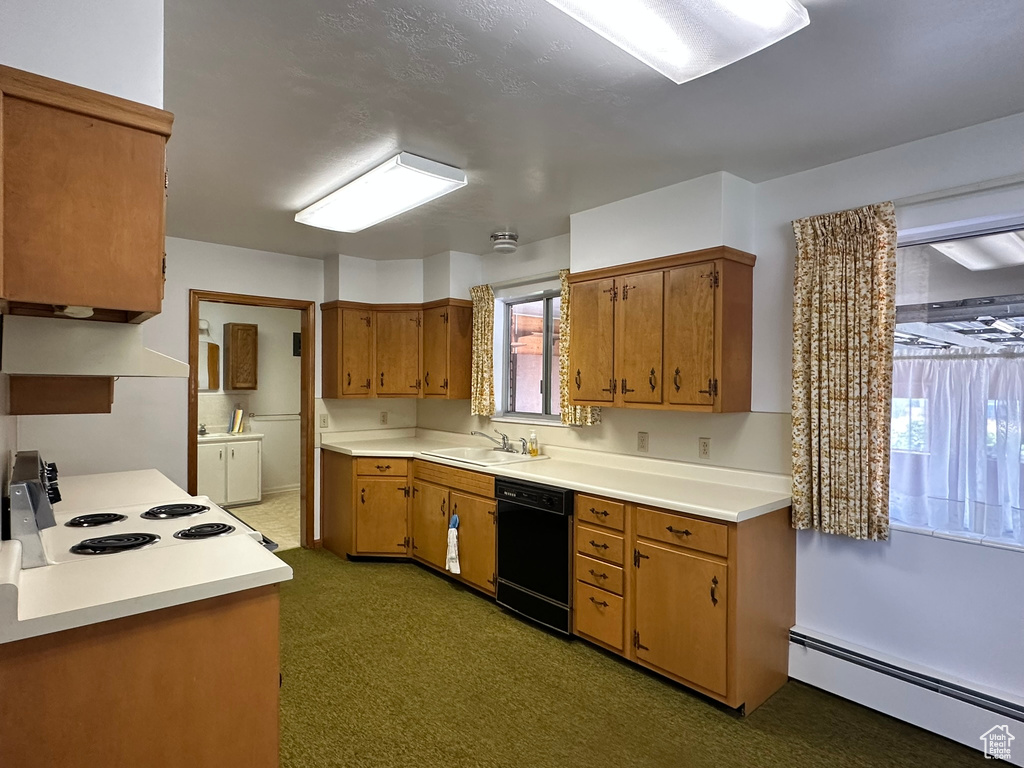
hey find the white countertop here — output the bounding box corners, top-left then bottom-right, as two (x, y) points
(197, 431), (264, 444)
(0, 469), (292, 645)
(320, 430), (792, 523)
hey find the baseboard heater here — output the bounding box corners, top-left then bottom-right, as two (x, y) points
(790, 630), (1024, 722)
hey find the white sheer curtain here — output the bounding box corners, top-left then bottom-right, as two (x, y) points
(890, 349), (1024, 543)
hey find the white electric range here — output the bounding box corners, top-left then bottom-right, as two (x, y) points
(42, 496), (265, 564)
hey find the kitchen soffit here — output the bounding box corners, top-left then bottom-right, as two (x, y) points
(164, 0), (1024, 261)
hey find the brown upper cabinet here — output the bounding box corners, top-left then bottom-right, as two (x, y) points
(224, 323), (258, 390)
(568, 246), (753, 413)
(375, 309), (421, 396)
(320, 299), (472, 400)
(421, 300), (472, 399)
(0, 65), (173, 323)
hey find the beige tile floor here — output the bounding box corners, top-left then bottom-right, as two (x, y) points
(229, 490), (300, 551)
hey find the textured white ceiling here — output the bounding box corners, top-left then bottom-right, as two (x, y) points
(164, 0), (1024, 260)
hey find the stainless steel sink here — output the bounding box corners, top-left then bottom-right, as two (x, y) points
(421, 446), (548, 467)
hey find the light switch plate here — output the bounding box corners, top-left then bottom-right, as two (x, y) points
(319, 414), (329, 429)
(379, 411), (388, 426)
(637, 431), (649, 453)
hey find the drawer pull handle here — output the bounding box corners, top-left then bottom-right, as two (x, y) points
(588, 569), (608, 580)
(425, 371), (430, 387)
(666, 526), (691, 536)
(649, 367), (657, 392)
(589, 507), (609, 517)
(375, 464), (391, 472)
(673, 367), (681, 392)
(589, 540), (609, 550)
(575, 369), (581, 390)
(589, 596), (609, 608)
(360, 488), (366, 504)
(347, 372), (351, 386)
(710, 576), (719, 607)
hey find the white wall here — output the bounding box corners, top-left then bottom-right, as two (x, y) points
(334, 254), (424, 303)
(0, 0), (163, 108)
(753, 112), (1024, 698)
(570, 173), (755, 273)
(480, 235), (569, 285)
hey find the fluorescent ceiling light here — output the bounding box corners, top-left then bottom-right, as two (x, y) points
(931, 231), (1024, 272)
(295, 152), (467, 233)
(540, 0), (809, 84)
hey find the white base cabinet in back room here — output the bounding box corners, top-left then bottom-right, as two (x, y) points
(197, 437), (262, 506)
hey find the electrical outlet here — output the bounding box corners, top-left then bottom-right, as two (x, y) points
(637, 431), (649, 453)
(319, 414), (329, 429)
(379, 411), (388, 426)
(698, 437), (711, 460)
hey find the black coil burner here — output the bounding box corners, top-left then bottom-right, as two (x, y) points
(141, 503), (209, 520)
(65, 513), (128, 528)
(173, 522), (235, 540)
(70, 533), (160, 556)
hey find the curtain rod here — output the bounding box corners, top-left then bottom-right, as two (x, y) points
(488, 271), (561, 291)
(893, 173), (1024, 208)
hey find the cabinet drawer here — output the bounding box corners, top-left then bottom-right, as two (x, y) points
(576, 524), (624, 566)
(355, 458), (408, 477)
(576, 494), (625, 531)
(635, 507), (728, 558)
(575, 582), (624, 651)
(412, 460), (494, 498)
(575, 553), (623, 596)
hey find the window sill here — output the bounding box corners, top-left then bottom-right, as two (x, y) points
(890, 522), (1024, 553)
(490, 414), (568, 429)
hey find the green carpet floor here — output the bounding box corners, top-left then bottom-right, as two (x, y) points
(277, 548), (983, 767)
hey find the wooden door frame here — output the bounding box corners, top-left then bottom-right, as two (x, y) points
(188, 290), (316, 548)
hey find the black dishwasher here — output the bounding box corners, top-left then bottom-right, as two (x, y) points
(495, 477), (574, 635)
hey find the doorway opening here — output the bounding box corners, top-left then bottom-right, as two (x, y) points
(188, 290), (315, 548)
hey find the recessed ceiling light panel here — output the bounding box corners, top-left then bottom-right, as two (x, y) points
(295, 152), (467, 233)
(931, 231), (1024, 272)
(541, 0), (809, 84)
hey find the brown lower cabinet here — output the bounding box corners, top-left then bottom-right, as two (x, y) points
(0, 586), (280, 768)
(572, 492), (794, 714)
(322, 453), (496, 596)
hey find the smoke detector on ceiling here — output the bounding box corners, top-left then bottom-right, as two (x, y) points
(491, 232), (519, 254)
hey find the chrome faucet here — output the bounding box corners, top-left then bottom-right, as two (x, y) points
(471, 429), (515, 452)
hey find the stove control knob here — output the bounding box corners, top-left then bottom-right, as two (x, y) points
(47, 484), (62, 504)
(45, 462), (59, 481)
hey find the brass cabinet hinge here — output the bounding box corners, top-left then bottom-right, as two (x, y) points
(633, 630), (649, 651)
(603, 282), (618, 302)
(442, 311), (449, 323)
(399, 486), (411, 497)
(698, 379), (719, 398)
(633, 548), (649, 567)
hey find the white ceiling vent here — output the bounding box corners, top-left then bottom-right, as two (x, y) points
(491, 232), (519, 254)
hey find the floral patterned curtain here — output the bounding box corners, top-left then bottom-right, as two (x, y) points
(559, 269), (601, 427)
(791, 201), (897, 540)
(469, 284), (495, 416)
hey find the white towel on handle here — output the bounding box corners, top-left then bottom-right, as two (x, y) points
(446, 527), (461, 574)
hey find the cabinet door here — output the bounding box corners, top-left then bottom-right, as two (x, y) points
(421, 307), (448, 397)
(411, 481), (448, 568)
(665, 264), (716, 406)
(355, 478), (409, 554)
(568, 278), (616, 403)
(226, 440), (261, 505)
(197, 443), (227, 505)
(376, 311), (421, 396)
(446, 305), (473, 400)
(450, 492), (496, 594)
(634, 542), (728, 695)
(616, 271), (663, 404)
(224, 323), (259, 390)
(342, 309), (374, 396)
(2, 96), (166, 315)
